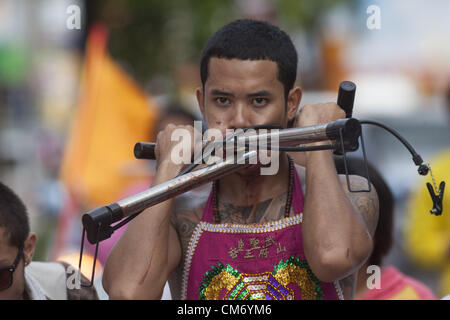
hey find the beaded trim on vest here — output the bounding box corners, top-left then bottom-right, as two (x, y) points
(181, 213), (344, 300)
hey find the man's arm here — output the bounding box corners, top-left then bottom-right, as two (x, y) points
(337, 175), (379, 299)
(302, 148), (376, 283)
(102, 160), (182, 299)
(297, 103), (378, 283)
(102, 124), (198, 299)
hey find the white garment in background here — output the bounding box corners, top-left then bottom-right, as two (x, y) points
(24, 262), (67, 300)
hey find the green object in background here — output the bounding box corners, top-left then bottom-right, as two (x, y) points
(0, 45), (29, 86)
(32, 215), (59, 262)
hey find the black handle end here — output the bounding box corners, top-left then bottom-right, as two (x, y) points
(134, 142), (156, 160)
(326, 118), (361, 152)
(337, 81), (356, 118)
(82, 203), (124, 244)
(335, 81), (357, 155)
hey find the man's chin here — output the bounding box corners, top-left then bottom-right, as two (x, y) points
(236, 163), (263, 177)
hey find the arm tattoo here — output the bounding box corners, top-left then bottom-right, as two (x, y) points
(175, 216), (198, 248)
(171, 196), (203, 253)
(345, 176), (380, 237)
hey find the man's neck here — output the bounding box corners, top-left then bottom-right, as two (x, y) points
(219, 153), (289, 205)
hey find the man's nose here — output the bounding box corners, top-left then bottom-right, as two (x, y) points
(229, 103), (251, 129)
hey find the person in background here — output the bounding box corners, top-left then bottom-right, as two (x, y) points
(333, 157), (436, 300)
(154, 102), (199, 137)
(403, 85), (450, 298)
(0, 182), (98, 300)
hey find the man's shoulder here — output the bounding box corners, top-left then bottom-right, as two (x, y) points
(173, 183), (211, 214)
(171, 182), (212, 230)
(339, 173), (372, 191)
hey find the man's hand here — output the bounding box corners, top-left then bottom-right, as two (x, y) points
(154, 124), (202, 179)
(293, 103), (346, 148)
(295, 102), (346, 127)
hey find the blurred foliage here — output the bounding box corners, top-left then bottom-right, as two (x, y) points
(0, 46), (29, 86)
(86, 0), (354, 88)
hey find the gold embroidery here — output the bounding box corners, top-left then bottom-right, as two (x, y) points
(276, 243), (287, 254)
(249, 238), (260, 250)
(204, 270), (239, 300)
(264, 236), (276, 248)
(274, 265), (317, 300)
(258, 247), (269, 258)
(201, 265), (318, 300)
(228, 247), (240, 259)
(229, 239), (245, 259)
(244, 249), (255, 259)
(228, 235), (288, 259)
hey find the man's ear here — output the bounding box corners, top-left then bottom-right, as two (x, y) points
(196, 86), (205, 119)
(23, 233), (36, 266)
(287, 87), (302, 123)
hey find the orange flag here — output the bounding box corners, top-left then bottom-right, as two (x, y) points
(60, 23), (159, 208)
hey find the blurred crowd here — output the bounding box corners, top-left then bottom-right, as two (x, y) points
(0, 0), (449, 299)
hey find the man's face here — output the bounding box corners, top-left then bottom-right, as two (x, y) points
(0, 227), (25, 300)
(197, 58), (299, 135)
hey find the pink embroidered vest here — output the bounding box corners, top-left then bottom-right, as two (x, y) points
(182, 167), (343, 300)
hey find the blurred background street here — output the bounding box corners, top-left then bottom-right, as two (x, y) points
(0, 0), (449, 299)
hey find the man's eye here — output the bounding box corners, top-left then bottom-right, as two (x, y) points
(252, 98), (268, 107)
(215, 97), (230, 105)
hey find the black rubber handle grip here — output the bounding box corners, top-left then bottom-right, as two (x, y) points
(337, 81), (356, 118)
(82, 203), (124, 244)
(134, 142), (156, 160)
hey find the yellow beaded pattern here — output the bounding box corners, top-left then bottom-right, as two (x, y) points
(181, 214), (344, 300)
(198, 256), (321, 300)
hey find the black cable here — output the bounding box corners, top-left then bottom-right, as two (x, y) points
(360, 120), (421, 163)
(360, 120), (429, 175)
(112, 213), (138, 231)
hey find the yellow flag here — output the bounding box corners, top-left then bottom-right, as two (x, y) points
(60, 24), (159, 207)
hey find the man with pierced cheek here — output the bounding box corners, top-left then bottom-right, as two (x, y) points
(103, 19), (379, 301)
